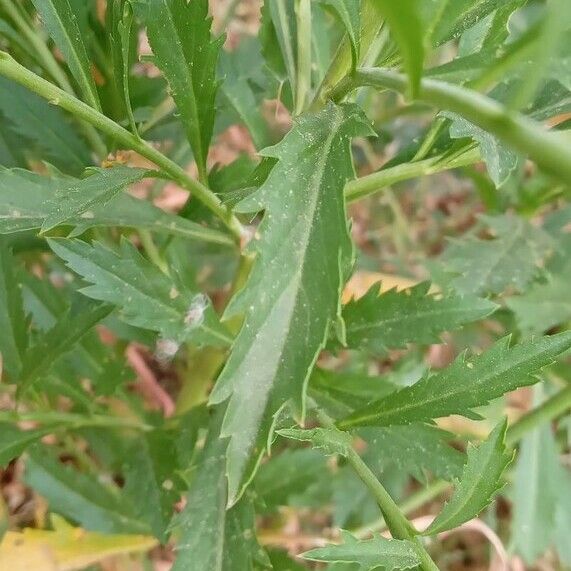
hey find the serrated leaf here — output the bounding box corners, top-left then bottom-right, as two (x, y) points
(360, 423), (465, 482)
(48, 237), (231, 347)
(170, 411), (270, 571)
(41, 166), (148, 232)
(302, 531), (420, 571)
(320, 0), (360, 67)
(31, 0), (101, 110)
(445, 112), (519, 187)
(25, 446), (150, 534)
(0, 241), (28, 380)
(277, 427), (354, 457)
(208, 103), (373, 505)
(0, 78), (91, 175)
(425, 420), (512, 534)
(145, 0), (222, 181)
(342, 282), (497, 354)
(338, 331), (571, 428)
(0, 168), (233, 246)
(0, 425), (50, 467)
(18, 297), (112, 394)
(373, 0), (424, 96)
(442, 215), (553, 296)
(507, 267), (571, 334)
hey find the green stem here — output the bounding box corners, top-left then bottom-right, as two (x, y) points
(316, 411), (439, 571)
(0, 51), (242, 239)
(344, 67), (571, 184)
(0, 410), (152, 431)
(349, 383), (571, 539)
(345, 146), (480, 203)
(294, 0), (312, 115)
(506, 382), (571, 446)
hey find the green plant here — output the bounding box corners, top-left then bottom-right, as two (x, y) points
(0, 0), (570, 569)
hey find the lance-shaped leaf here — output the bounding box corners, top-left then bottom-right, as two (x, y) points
(31, 0), (101, 110)
(302, 531), (420, 571)
(320, 0), (361, 66)
(18, 297), (112, 394)
(341, 282), (497, 353)
(425, 420), (512, 535)
(25, 446), (149, 534)
(0, 242), (28, 380)
(338, 331), (571, 429)
(41, 166), (148, 232)
(48, 238), (231, 347)
(170, 411), (270, 570)
(145, 0), (222, 181)
(209, 103), (373, 505)
(0, 168), (233, 246)
(373, 0), (424, 96)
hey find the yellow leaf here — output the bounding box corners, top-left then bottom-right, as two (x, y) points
(0, 520), (157, 571)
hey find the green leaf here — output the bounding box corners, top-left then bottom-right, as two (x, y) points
(0, 242), (28, 380)
(302, 531), (420, 571)
(445, 112), (519, 187)
(264, 0), (298, 101)
(277, 427), (354, 457)
(170, 411), (270, 571)
(218, 43), (271, 150)
(41, 166), (148, 232)
(0, 168), (233, 246)
(425, 419), (512, 535)
(31, 0), (101, 110)
(511, 387), (571, 564)
(360, 424), (466, 482)
(25, 446), (149, 534)
(18, 297), (112, 394)
(507, 267), (571, 334)
(320, 0), (360, 67)
(373, 0), (424, 96)
(48, 237), (231, 347)
(0, 78), (91, 175)
(123, 430), (178, 541)
(0, 425), (50, 467)
(338, 331), (571, 428)
(145, 0), (222, 181)
(442, 215), (554, 296)
(341, 282), (497, 354)
(209, 103), (373, 505)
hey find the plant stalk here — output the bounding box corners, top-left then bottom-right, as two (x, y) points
(0, 51), (243, 239)
(345, 146), (480, 203)
(294, 0), (312, 115)
(349, 383), (571, 539)
(342, 67), (571, 184)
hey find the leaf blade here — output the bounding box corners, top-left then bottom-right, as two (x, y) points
(145, 0), (222, 181)
(425, 419), (512, 535)
(208, 103), (373, 505)
(338, 332), (571, 428)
